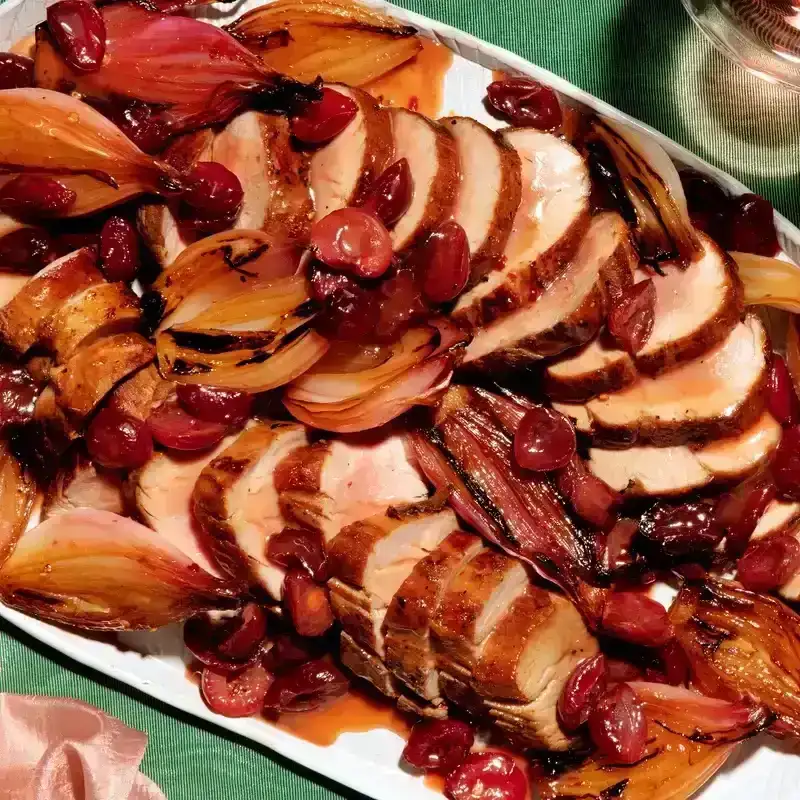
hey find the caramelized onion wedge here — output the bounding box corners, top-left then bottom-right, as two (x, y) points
(283, 320), (467, 433)
(0, 509), (238, 630)
(628, 681), (772, 743)
(227, 1), (421, 86)
(671, 579), (800, 733)
(586, 117), (702, 266)
(0, 442), (36, 568)
(145, 230), (298, 332)
(538, 719), (735, 800)
(787, 316), (800, 403)
(0, 89), (182, 217)
(730, 251), (800, 313)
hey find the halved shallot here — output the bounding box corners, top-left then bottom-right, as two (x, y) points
(0, 509), (238, 630)
(283, 319), (467, 432)
(0, 442), (36, 568)
(671, 579), (800, 736)
(583, 117), (702, 266)
(226, 0), (422, 87)
(0, 89), (182, 217)
(156, 275), (329, 392)
(34, 4), (319, 140)
(730, 250), (800, 313)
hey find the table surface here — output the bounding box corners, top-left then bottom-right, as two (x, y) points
(1, 1), (799, 798)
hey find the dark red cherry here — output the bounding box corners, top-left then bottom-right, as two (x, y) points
(47, 0), (107, 74)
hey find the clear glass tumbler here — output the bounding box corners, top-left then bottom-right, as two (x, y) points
(682, 0), (800, 91)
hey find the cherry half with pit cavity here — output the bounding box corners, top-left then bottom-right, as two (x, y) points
(291, 87), (358, 145)
(311, 208), (393, 279)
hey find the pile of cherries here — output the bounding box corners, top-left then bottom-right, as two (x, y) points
(184, 601), (347, 719)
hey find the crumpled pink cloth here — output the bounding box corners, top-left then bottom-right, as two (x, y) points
(0, 694), (166, 800)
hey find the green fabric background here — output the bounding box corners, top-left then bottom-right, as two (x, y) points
(1, 1), (799, 798)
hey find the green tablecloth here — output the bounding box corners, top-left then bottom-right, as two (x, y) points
(1, 1), (799, 798)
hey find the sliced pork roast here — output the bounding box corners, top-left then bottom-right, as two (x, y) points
(560, 314), (769, 446)
(462, 212), (635, 372)
(275, 432), (427, 543)
(442, 117), (522, 286)
(747, 500), (800, 601)
(545, 234), (744, 401)
(387, 108), (459, 253)
(453, 129), (590, 329)
(132, 437), (240, 579)
(327, 505), (459, 707)
(0, 248), (103, 354)
(587, 412), (781, 497)
(193, 421), (309, 597)
(310, 84), (394, 220)
(383, 529), (483, 707)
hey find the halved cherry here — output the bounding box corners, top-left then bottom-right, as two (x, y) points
(184, 603), (268, 672)
(148, 401), (227, 451)
(359, 159), (413, 229)
(444, 752), (527, 800)
(311, 208), (392, 279)
(200, 663), (272, 718)
(419, 221), (470, 304)
(514, 405), (576, 472)
(176, 384), (254, 427)
(291, 88), (358, 145)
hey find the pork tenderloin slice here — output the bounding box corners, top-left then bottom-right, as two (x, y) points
(544, 336), (635, 403)
(584, 314), (770, 446)
(108, 363), (173, 422)
(51, 333), (155, 422)
(476, 588), (598, 750)
(635, 236), (743, 375)
(211, 111), (313, 243)
(388, 108), (459, 253)
(40, 282), (141, 363)
(132, 438), (240, 579)
(384, 530), (483, 702)
(462, 212), (635, 372)
(431, 548), (529, 673)
(138, 129), (214, 268)
(453, 129), (590, 328)
(340, 630), (399, 699)
(327, 507), (459, 656)
(310, 84), (394, 220)
(42, 450), (125, 519)
(588, 412), (781, 497)
(751, 499), (800, 541)
(192, 421), (308, 597)
(275, 432), (427, 543)
(0, 248), (103, 354)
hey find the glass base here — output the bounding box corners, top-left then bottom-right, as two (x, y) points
(682, 0), (800, 92)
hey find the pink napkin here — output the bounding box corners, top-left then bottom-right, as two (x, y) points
(0, 694), (166, 800)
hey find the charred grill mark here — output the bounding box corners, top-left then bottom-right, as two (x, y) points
(169, 329), (278, 354)
(221, 243), (271, 278)
(273, 325), (310, 352)
(700, 580), (755, 611)
(211, 456), (251, 477)
(171, 359), (212, 376)
(424, 427), (513, 541)
(599, 778), (630, 798)
(236, 350), (272, 367)
(140, 291), (166, 335)
(293, 300), (319, 319)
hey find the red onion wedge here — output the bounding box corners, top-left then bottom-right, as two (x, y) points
(34, 4), (319, 141)
(671, 579), (800, 735)
(0, 89), (182, 217)
(0, 441), (36, 569)
(0, 509), (238, 630)
(284, 319), (467, 433)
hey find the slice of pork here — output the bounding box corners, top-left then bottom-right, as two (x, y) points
(275, 432), (427, 543)
(544, 335), (635, 403)
(387, 108), (459, 253)
(582, 314), (769, 446)
(310, 84), (394, 220)
(327, 506), (458, 655)
(462, 212), (635, 372)
(442, 117), (522, 286)
(0, 248), (103, 354)
(43, 450), (125, 519)
(588, 412), (781, 497)
(432, 548), (529, 673)
(39, 282), (141, 363)
(751, 499), (800, 541)
(132, 437), (240, 579)
(210, 111), (313, 243)
(453, 129), (590, 328)
(384, 529), (483, 703)
(635, 236), (743, 374)
(475, 587), (598, 750)
(108, 364), (174, 421)
(138, 129), (214, 268)
(192, 421), (309, 597)
(50, 333), (155, 422)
